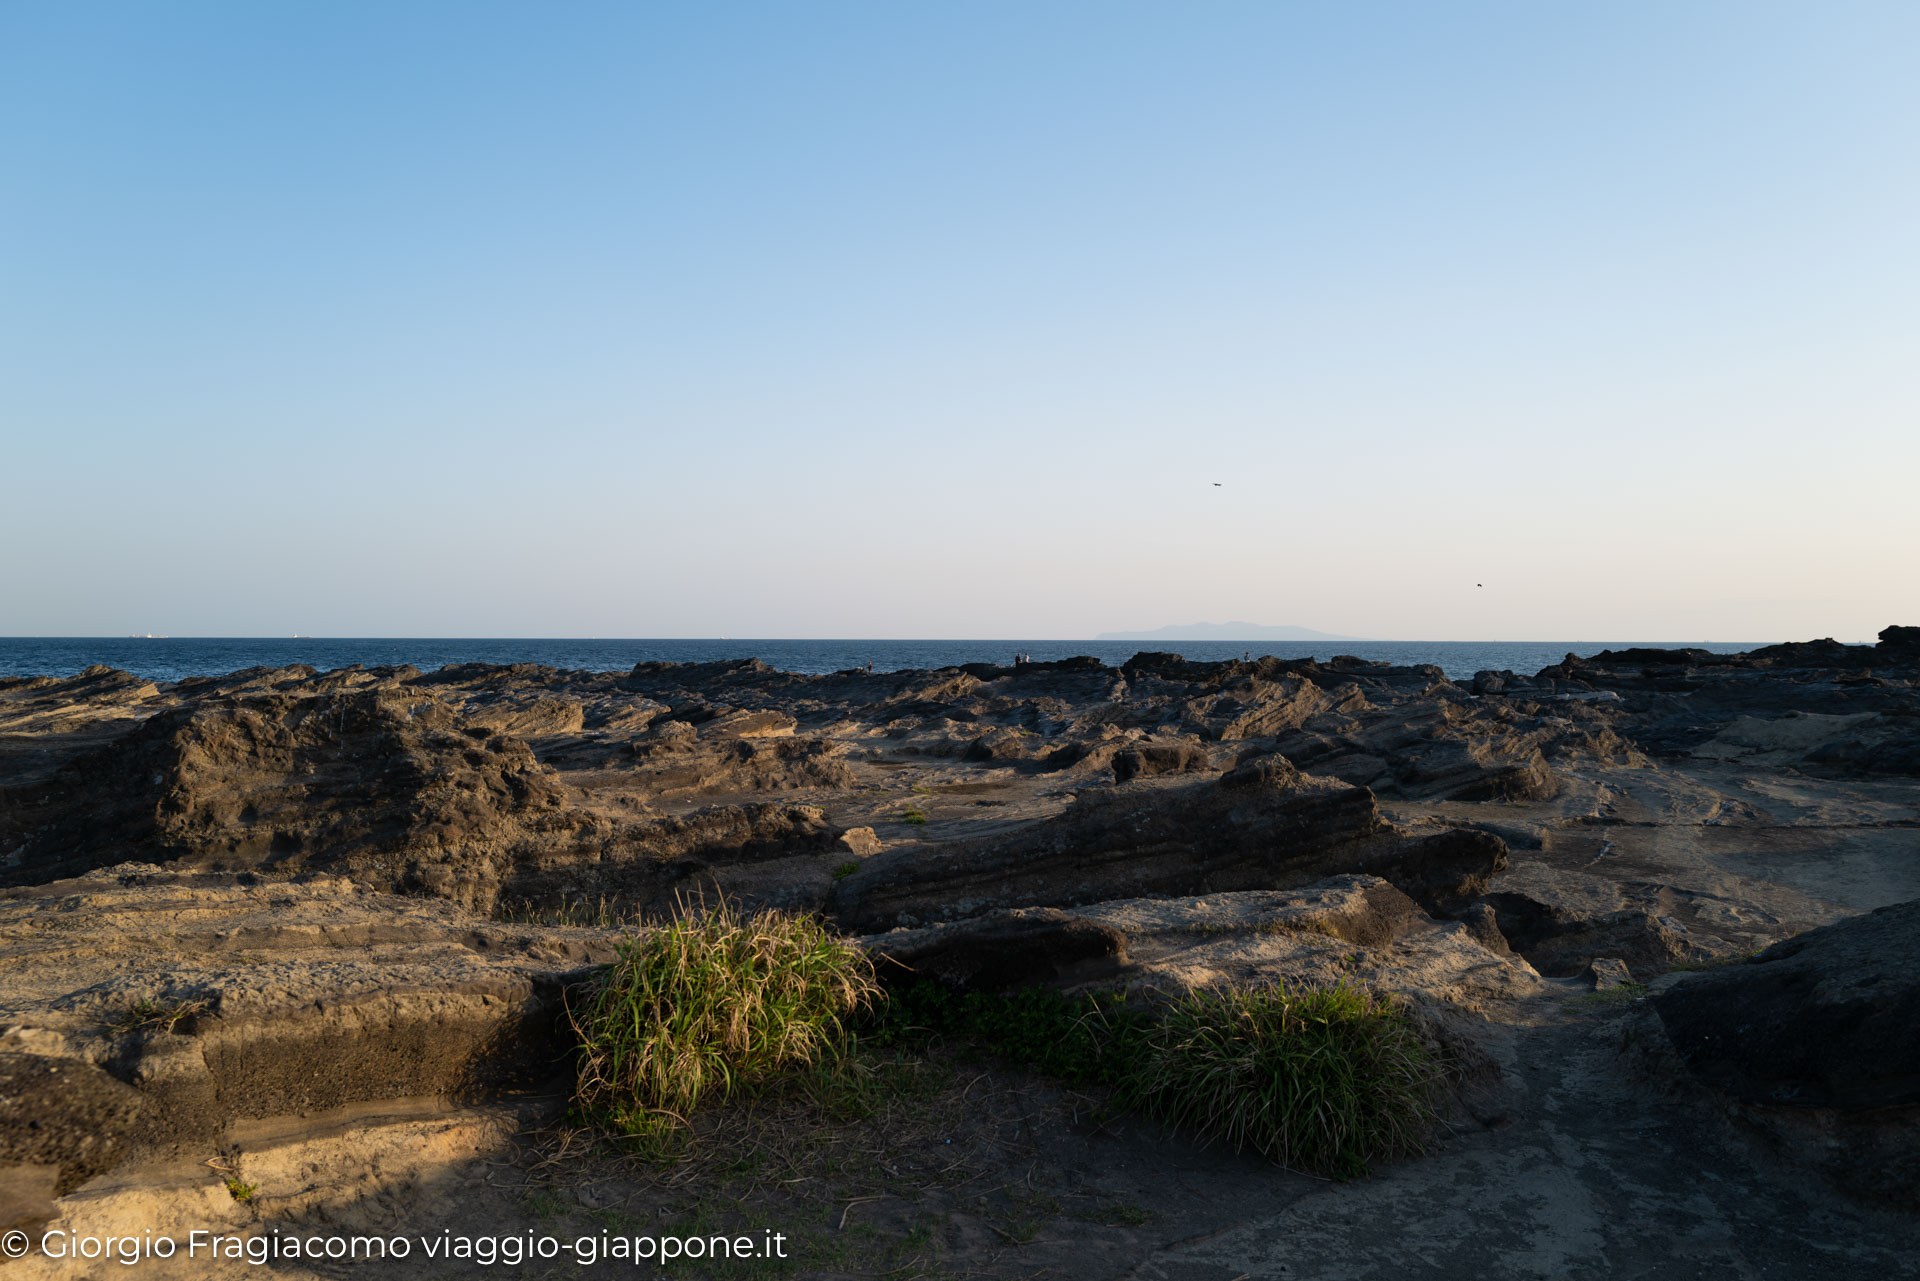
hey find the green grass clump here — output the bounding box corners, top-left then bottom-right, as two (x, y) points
(898, 807), (928, 825)
(570, 903), (881, 1143)
(565, 915), (1440, 1179)
(831, 861), (861, 880)
(867, 979), (1439, 1179)
(1128, 984), (1440, 1179)
(223, 1176), (256, 1202)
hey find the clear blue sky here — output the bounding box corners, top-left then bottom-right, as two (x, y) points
(3, 2), (1914, 640)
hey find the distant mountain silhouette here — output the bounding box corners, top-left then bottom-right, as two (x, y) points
(1094, 622), (1367, 642)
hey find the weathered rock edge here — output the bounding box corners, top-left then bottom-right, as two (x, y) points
(830, 759), (1507, 932)
(0, 869), (615, 1209)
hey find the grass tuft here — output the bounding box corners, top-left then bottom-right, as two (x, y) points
(570, 903), (880, 1145)
(1127, 984), (1441, 1179)
(223, 1176), (256, 1202)
(114, 997), (207, 1034)
(898, 807), (928, 826)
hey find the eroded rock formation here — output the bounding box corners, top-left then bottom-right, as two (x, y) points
(2, 628), (1917, 1230)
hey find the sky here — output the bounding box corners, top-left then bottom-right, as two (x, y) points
(2, 2), (1914, 642)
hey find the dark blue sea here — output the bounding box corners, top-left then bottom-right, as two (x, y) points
(0, 638), (1777, 684)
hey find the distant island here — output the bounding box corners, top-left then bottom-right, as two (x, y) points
(1094, 622), (1366, 642)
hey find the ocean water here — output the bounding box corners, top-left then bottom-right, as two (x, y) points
(0, 637), (1777, 684)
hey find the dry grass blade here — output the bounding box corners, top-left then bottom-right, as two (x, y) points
(113, 996), (208, 1033)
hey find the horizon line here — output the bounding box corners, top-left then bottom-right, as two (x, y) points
(0, 634), (1820, 645)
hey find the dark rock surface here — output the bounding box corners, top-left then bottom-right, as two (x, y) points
(865, 908), (1130, 991)
(1649, 898), (1920, 1203)
(1654, 899), (1920, 1111)
(0, 1052), (147, 1199)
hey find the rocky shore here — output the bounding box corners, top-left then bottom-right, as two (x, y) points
(3, 630), (1917, 1277)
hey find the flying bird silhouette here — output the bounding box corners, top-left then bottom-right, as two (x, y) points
(1212, 482), (1222, 487)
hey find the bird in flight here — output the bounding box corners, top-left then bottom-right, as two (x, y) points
(1212, 482), (1222, 487)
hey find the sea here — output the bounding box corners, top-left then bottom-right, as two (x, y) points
(0, 638), (1778, 684)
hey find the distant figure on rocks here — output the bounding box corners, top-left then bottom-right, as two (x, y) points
(866, 660), (873, 673)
